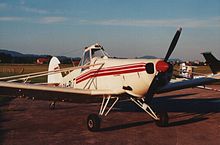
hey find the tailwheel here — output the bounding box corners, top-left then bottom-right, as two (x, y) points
(87, 114), (101, 132)
(49, 101), (56, 110)
(155, 112), (169, 127)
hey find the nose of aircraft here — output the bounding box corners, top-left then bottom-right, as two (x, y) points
(156, 61), (169, 73)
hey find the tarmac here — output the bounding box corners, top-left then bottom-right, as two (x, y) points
(0, 85), (220, 145)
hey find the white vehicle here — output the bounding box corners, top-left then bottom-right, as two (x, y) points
(179, 63), (195, 79)
(0, 27), (220, 131)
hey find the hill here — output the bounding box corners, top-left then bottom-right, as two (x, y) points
(0, 49), (80, 64)
(139, 55), (157, 59)
(0, 49), (24, 57)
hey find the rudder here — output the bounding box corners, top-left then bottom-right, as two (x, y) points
(202, 52), (220, 74)
(48, 57), (63, 84)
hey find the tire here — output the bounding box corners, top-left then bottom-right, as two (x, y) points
(155, 111), (169, 127)
(87, 114), (101, 132)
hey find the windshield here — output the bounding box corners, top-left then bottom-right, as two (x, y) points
(91, 49), (105, 58)
(79, 45), (110, 66)
(80, 50), (90, 66)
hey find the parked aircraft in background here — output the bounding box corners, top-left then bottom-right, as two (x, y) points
(172, 52), (220, 91)
(0, 27), (220, 131)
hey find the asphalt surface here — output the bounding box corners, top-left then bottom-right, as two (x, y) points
(0, 86), (220, 145)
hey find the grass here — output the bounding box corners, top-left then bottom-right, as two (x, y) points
(173, 65), (212, 74)
(0, 64), (72, 83)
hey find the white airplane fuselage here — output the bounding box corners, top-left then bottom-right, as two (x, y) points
(47, 43), (170, 99)
(60, 58), (162, 98)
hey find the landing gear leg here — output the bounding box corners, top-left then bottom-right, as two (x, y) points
(87, 95), (119, 131)
(130, 97), (169, 127)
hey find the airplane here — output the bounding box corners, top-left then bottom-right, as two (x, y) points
(0, 27), (220, 132)
(175, 52), (220, 79)
(202, 52), (220, 75)
(172, 52), (220, 91)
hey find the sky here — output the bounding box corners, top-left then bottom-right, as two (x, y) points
(0, 0), (220, 61)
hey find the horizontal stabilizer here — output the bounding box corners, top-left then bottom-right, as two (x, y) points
(157, 76), (220, 94)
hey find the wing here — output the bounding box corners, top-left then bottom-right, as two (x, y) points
(157, 74), (220, 94)
(0, 62), (123, 103)
(0, 81), (124, 103)
(196, 85), (220, 92)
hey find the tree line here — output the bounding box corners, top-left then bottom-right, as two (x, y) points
(0, 53), (78, 64)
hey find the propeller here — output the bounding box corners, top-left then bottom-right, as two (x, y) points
(144, 27), (182, 103)
(164, 27), (182, 62)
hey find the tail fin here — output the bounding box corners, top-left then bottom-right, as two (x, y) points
(48, 57), (63, 84)
(202, 52), (220, 74)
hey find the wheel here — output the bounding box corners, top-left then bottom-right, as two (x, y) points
(155, 112), (169, 127)
(87, 114), (101, 132)
(49, 102), (56, 110)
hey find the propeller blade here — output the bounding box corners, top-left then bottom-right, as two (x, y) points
(164, 27), (182, 62)
(145, 28), (182, 103)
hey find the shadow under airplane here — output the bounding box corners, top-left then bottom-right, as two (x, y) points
(100, 93), (220, 131)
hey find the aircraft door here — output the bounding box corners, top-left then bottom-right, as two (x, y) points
(81, 50), (91, 72)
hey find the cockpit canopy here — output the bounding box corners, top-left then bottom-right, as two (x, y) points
(80, 43), (109, 66)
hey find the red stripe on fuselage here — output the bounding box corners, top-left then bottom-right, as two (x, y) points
(76, 62), (146, 80)
(76, 63), (146, 84)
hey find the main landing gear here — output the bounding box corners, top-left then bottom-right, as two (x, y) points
(87, 95), (119, 131)
(87, 114), (101, 131)
(130, 97), (169, 127)
(155, 112), (169, 127)
(87, 96), (168, 132)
